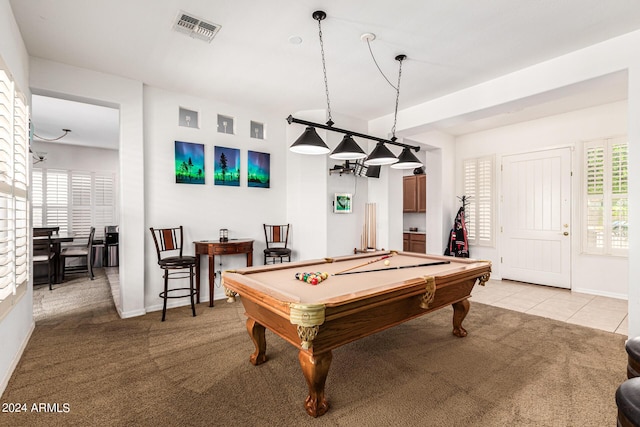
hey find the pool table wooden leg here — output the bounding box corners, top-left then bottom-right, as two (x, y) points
(452, 298), (470, 337)
(246, 319), (267, 365)
(298, 350), (332, 417)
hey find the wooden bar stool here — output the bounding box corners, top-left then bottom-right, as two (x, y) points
(149, 226), (197, 321)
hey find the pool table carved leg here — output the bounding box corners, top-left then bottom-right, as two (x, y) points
(452, 299), (470, 337)
(246, 319), (267, 365)
(298, 350), (332, 417)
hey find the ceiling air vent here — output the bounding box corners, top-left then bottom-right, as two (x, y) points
(173, 11), (221, 43)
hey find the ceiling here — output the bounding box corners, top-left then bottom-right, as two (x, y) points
(10, 0), (640, 148)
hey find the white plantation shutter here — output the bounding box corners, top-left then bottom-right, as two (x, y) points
(45, 169), (69, 235)
(13, 93), (28, 289)
(585, 145), (604, 252)
(583, 138), (627, 255)
(94, 173), (115, 240)
(31, 169), (43, 227)
(477, 157), (493, 245)
(33, 168), (116, 240)
(0, 62), (29, 311)
(463, 160), (477, 243)
(0, 69), (13, 303)
(71, 171), (92, 237)
(610, 141), (628, 252)
(463, 156), (494, 246)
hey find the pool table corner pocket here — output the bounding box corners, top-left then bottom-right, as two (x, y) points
(289, 303), (326, 349)
(419, 276), (436, 309)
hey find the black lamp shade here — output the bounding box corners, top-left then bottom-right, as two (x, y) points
(289, 126), (330, 155)
(364, 142), (398, 166)
(329, 135), (366, 160)
(390, 147), (423, 169)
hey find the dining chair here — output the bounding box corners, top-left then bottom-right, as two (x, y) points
(149, 226), (197, 321)
(60, 227), (95, 281)
(34, 226), (59, 237)
(33, 234), (55, 290)
(263, 224), (291, 264)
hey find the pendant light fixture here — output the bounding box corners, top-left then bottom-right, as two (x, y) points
(287, 10), (423, 170)
(290, 126), (330, 155)
(289, 10), (333, 155)
(330, 134), (366, 160)
(364, 142), (398, 166)
(390, 147), (423, 169)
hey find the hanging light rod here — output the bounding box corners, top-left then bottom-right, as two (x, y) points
(286, 115), (420, 152)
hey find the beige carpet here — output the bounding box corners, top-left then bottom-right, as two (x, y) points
(1, 278), (628, 427)
(32, 268), (113, 322)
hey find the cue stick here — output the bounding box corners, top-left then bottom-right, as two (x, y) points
(334, 260), (451, 276)
(333, 253), (394, 275)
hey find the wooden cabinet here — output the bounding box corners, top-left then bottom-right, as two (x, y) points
(403, 175), (426, 213)
(403, 232), (426, 253)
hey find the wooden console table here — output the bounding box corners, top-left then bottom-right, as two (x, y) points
(194, 239), (254, 307)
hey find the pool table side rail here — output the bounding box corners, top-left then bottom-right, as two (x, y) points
(223, 261), (491, 353)
(228, 251), (484, 276)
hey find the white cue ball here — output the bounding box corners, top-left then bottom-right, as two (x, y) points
(384, 260), (390, 266)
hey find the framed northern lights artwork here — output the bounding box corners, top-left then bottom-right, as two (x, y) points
(247, 151), (270, 188)
(175, 141), (205, 184)
(214, 146), (240, 186)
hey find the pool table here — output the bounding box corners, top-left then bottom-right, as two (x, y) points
(222, 251), (491, 417)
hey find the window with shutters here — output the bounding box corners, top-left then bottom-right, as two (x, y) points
(462, 156), (494, 247)
(583, 137), (628, 256)
(0, 60), (29, 317)
(32, 168), (116, 240)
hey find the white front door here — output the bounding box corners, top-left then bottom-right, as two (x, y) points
(501, 147), (571, 288)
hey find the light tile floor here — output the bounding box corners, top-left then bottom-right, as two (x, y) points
(471, 279), (628, 335)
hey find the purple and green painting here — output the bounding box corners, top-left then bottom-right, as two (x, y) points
(247, 151), (270, 188)
(175, 141), (205, 184)
(214, 146), (240, 186)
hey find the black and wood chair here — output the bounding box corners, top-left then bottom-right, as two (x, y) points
(33, 234), (55, 290)
(263, 224), (291, 264)
(34, 226), (60, 237)
(60, 227), (95, 281)
(149, 226), (197, 321)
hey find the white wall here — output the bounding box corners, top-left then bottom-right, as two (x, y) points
(29, 57), (145, 318)
(31, 141), (118, 173)
(143, 85), (287, 307)
(286, 110), (330, 261)
(326, 113), (370, 256)
(0, 0), (32, 397)
(455, 101), (628, 297)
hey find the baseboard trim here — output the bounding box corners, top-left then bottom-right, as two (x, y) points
(119, 308), (147, 319)
(0, 320), (35, 397)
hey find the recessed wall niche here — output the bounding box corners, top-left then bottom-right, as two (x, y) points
(178, 107), (199, 128)
(217, 114), (235, 134)
(250, 121), (265, 139)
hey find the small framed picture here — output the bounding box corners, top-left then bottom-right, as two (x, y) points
(217, 114), (234, 134)
(179, 107), (199, 128)
(334, 193), (352, 213)
(250, 121), (265, 139)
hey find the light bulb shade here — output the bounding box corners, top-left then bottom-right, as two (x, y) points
(364, 142), (398, 166)
(390, 147), (423, 169)
(329, 135), (366, 160)
(289, 126), (330, 155)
